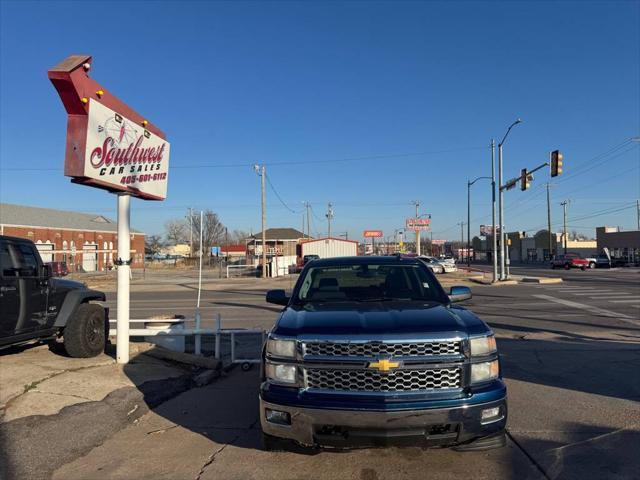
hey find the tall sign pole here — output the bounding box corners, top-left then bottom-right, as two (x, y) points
(116, 194), (130, 363)
(261, 166), (267, 278)
(49, 55), (170, 365)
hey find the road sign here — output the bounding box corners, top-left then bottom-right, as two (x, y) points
(405, 218), (431, 231)
(431, 239), (445, 246)
(363, 230), (383, 238)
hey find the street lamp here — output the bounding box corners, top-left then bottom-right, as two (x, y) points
(467, 176), (491, 268)
(498, 119), (522, 280)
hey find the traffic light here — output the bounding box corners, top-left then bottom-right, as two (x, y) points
(551, 150), (563, 177)
(520, 168), (531, 191)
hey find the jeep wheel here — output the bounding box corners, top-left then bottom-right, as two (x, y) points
(63, 303), (106, 358)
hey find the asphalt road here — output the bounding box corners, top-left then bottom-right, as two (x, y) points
(71, 268), (640, 479)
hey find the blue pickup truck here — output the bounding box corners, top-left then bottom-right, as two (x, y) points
(259, 255), (506, 451)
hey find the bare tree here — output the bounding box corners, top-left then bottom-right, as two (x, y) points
(191, 210), (225, 256)
(230, 229), (250, 244)
(165, 219), (188, 245)
(145, 235), (164, 255)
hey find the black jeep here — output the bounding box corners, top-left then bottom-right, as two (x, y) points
(0, 235), (107, 357)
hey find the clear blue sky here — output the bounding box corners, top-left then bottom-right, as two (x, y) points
(1, 1), (638, 241)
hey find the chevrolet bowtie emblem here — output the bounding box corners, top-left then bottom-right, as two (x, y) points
(368, 358), (401, 372)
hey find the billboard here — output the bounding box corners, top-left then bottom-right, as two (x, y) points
(480, 225), (502, 235)
(405, 218), (431, 231)
(84, 100), (170, 200)
(363, 230), (383, 238)
(431, 239), (446, 246)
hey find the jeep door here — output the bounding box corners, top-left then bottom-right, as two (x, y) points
(0, 240), (48, 336)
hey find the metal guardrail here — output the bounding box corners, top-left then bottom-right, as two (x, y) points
(107, 315), (265, 368)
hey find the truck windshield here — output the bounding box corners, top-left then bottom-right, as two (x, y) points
(295, 263), (445, 303)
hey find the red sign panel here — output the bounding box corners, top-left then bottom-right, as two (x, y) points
(405, 218), (431, 231)
(363, 230), (383, 238)
(48, 55), (169, 201)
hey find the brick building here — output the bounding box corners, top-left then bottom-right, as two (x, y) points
(0, 203), (145, 271)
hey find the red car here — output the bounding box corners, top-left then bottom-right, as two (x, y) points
(551, 254), (589, 270)
(47, 261), (69, 277)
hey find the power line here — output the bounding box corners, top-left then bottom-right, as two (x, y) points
(0, 145), (488, 172)
(264, 172), (301, 214)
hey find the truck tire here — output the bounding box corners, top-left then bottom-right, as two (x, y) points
(63, 303), (106, 358)
(589, 262), (596, 269)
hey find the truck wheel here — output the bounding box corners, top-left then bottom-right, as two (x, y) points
(63, 303), (106, 358)
(589, 262), (596, 269)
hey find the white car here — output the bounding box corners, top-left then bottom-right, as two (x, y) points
(418, 256), (457, 274)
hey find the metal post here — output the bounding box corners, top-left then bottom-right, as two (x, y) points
(561, 200), (568, 254)
(467, 181), (471, 268)
(195, 210), (203, 355)
(498, 143), (505, 280)
(491, 140), (497, 283)
(261, 166), (267, 278)
(188, 207), (193, 258)
(636, 199), (639, 230)
(460, 222), (464, 260)
(327, 202), (333, 238)
(547, 182), (552, 260)
(116, 193), (131, 364)
(415, 202), (421, 256)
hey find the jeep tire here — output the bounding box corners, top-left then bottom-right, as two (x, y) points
(63, 303), (106, 358)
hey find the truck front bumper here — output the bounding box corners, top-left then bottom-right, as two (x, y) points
(260, 397), (507, 448)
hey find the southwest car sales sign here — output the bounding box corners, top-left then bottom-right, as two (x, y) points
(363, 230), (383, 238)
(49, 55), (169, 201)
(86, 100), (169, 199)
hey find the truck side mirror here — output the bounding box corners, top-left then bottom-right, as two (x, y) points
(449, 286), (472, 303)
(266, 289), (289, 306)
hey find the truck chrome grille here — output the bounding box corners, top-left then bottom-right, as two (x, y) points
(305, 367), (462, 392)
(304, 341), (461, 358)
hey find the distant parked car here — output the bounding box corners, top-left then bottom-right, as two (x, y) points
(417, 256), (445, 274)
(47, 261), (69, 277)
(551, 254), (589, 270)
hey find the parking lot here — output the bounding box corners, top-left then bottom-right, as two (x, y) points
(30, 268), (637, 479)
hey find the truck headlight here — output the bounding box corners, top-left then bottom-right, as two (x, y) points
(266, 338), (296, 358)
(265, 363), (297, 384)
(470, 360), (499, 384)
(469, 335), (497, 356)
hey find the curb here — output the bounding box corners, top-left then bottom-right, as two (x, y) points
(520, 277), (563, 284)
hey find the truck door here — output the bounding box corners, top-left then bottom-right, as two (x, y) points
(0, 241), (48, 336)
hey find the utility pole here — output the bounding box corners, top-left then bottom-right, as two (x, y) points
(546, 183), (553, 260)
(458, 222), (465, 261)
(304, 202), (311, 239)
(637, 199), (640, 230)
(491, 139), (498, 283)
(413, 201), (421, 255)
(326, 203), (334, 238)
(254, 165), (267, 278)
(561, 200), (569, 255)
(467, 184), (471, 267)
(187, 207), (193, 257)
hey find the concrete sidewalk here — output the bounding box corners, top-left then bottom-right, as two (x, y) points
(0, 342), (220, 480)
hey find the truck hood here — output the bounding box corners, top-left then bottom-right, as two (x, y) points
(273, 302), (490, 339)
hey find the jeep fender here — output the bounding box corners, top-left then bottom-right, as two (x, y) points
(54, 289), (107, 328)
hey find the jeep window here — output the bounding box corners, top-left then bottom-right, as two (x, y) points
(296, 263), (445, 303)
(0, 243), (38, 277)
